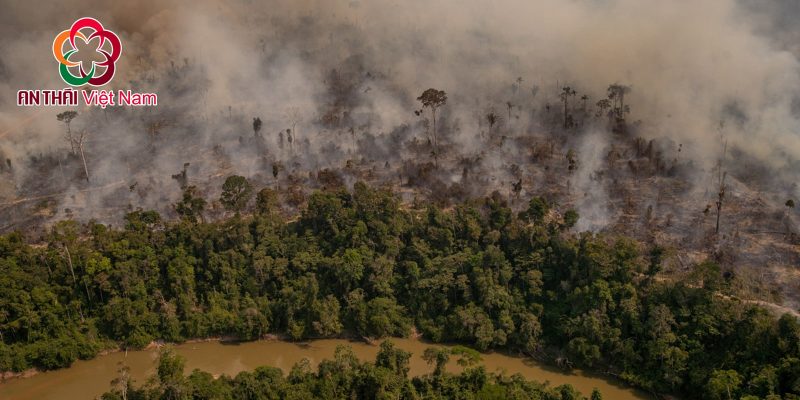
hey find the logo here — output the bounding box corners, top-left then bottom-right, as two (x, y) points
(52, 17), (121, 87)
(16, 17), (155, 108)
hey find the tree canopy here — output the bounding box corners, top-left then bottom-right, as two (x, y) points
(0, 183), (798, 399)
(220, 175), (254, 212)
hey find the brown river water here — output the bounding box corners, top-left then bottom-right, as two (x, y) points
(0, 338), (650, 399)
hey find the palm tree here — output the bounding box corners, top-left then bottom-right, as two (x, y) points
(607, 84), (631, 119)
(596, 99), (611, 117)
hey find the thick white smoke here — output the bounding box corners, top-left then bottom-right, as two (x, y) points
(0, 0), (799, 229)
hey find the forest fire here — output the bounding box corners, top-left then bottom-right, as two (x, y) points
(1, 1), (799, 399)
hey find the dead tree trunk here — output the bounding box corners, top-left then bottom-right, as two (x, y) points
(432, 107), (438, 167)
(66, 122), (75, 154)
(73, 130), (90, 182)
(715, 140), (728, 234)
(79, 141), (89, 182)
(716, 173), (726, 234)
(63, 244), (76, 284)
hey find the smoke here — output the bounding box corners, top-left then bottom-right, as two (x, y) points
(573, 131), (610, 232)
(1, 0), (799, 230)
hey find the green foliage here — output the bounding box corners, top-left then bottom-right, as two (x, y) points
(0, 183), (798, 399)
(156, 348), (189, 399)
(105, 345), (583, 400)
(706, 370), (742, 400)
(220, 175), (254, 212)
(256, 188), (280, 215)
(563, 209), (579, 229)
(450, 345), (482, 367)
(422, 347), (450, 376)
(376, 340), (412, 377)
(523, 196), (550, 224)
(174, 185), (206, 222)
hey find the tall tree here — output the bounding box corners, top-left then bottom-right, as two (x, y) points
(417, 88), (448, 163)
(707, 370), (742, 400)
(560, 86), (577, 129)
(110, 362), (131, 400)
(57, 111), (78, 154)
(156, 349), (188, 400)
(607, 84), (631, 120)
(595, 99), (611, 117)
(73, 130), (90, 182)
(715, 139), (728, 234)
(422, 347), (450, 376)
(256, 187), (279, 215)
(220, 175), (254, 213)
(174, 185), (206, 223)
(252, 117), (262, 138)
(285, 107), (302, 153)
(486, 110), (500, 138)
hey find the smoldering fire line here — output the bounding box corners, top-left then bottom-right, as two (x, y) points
(16, 89), (157, 108)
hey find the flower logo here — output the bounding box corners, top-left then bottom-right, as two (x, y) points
(52, 18), (121, 87)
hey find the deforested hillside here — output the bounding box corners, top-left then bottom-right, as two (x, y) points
(1, 0), (799, 310)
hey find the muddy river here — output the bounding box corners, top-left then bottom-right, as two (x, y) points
(0, 338), (650, 399)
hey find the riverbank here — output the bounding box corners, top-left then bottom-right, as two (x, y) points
(0, 368), (37, 381)
(0, 333), (284, 383)
(3, 324), (435, 382)
(0, 337), (651, 400)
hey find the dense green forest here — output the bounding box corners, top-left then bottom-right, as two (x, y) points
(1, 180), (799, 399)
(101, 343), (604, 400)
